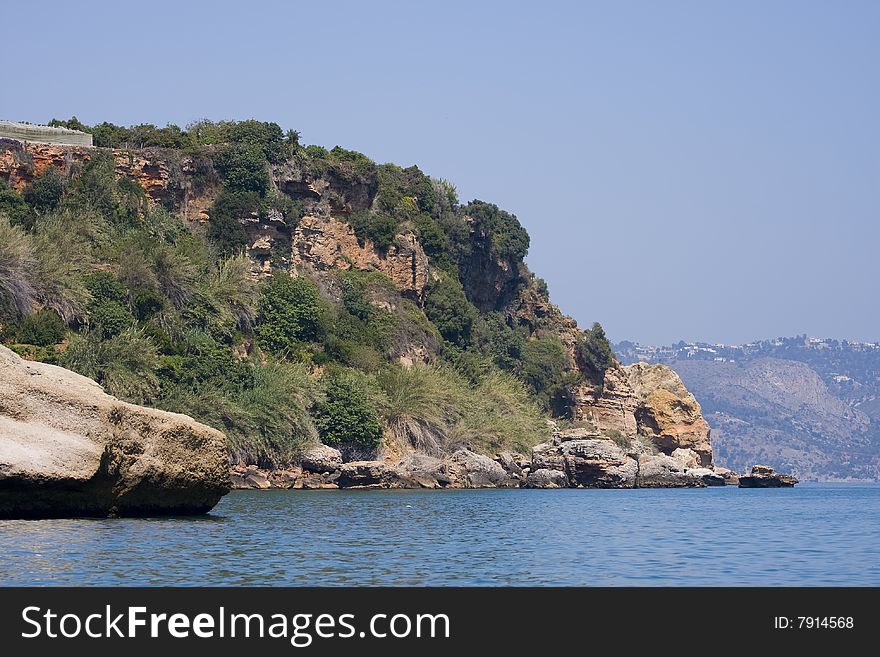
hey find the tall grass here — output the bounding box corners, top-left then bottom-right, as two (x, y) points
(60, 328), (160, 404)
(0, 216), (37, 316)
(376, 364), (549, 456)
(159, 361), (317, 467)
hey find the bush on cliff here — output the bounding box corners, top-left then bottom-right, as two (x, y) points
(207, 190), (257, 256)
(576, 321), (616, 387)
(424, 276), (478, 348)
(314, 370), (384, 458)
(160, 360), (318, 467)
(256, 275), (325, 358)
(23, 168), (65, 215)
(0, 179), (35, 230)
(17, 309), (67, 346)
(462, 200), (529, 263)
(0, 216), (37, 317)
(213, 145), (271, 196)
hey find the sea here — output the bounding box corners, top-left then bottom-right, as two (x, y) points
(1, 484), (877, 586)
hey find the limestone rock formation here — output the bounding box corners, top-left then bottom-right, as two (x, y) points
(0, 346), (229, 518)
(290, 215), (429, 300)
(573, 362), (713, 467)
(0, 141), (175, 205)
(300, 444), (343, 474)
(738, 465), (798, 488)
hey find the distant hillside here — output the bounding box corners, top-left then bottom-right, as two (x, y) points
(615, 337), (880, 481)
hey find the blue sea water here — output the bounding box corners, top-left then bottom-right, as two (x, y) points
(0, 484), (878, 586)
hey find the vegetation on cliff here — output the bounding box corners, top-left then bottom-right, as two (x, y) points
(0, 118), (616, 467)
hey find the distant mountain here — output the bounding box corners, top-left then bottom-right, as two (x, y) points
(615, 336), (880, 481)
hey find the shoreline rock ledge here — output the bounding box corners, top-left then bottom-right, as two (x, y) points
(738, 465), (798, 488)
(0, 345), (230, 518)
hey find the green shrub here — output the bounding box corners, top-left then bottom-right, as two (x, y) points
(90, 300), (134, 338)
(48, 116), (90, 133)
(605, 429), (630, 449)
(23, 168), (65, 214)
(206, 190), (257, 256)
(463, 200), (529, 262)
(348, 210), (397, 251)
(314, 371), (384, 456)
(518, 336), (574, 413)
(576, 321), (616, 387)
(85, 270), (128, 305)
(160, 360), (317, 467)
(28, 215), (91, 323)
(376, 164), (436, 216)
(17, 309), (66, 346)
(0, 179), (34, 230)
(213, 144), (271, 195)
(0, 216), (37, 316)
(256, 275), (324, 357)
(376, 364), (548, 455)
(424, 276), (477, 347)
(454, 370), (550, 454)
(64, 153), (146, 225)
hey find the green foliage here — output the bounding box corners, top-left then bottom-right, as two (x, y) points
(0, 216), (37, 317)
(463, 200), (529, 262)
(160, 358), (317, 467)
(256, 275), (324, 357)
(22, 215), (91, 323)
(576, 321), (616, 387)
(206, 190), (258, 256)
(518, 336), (575, 414)
(84, 270), (127, 305)
(303, 145), (328, 159)
(133, 288), (165, 320)
(474, 312), (526, 371)
(314, 371), (384, 455)
(65, 153), (146, 225)
(23, 168), (65, 214)
(213, 145), (271, 195)
(89, 300), (134, 339)
(60, 328), (159, 404)
(376, 364), (548, 455)
(424, 276), (477, 347)
(0, 179), (34, 230)
(48, 116), (90, 133)
(348, 210), (397, 251)
(188, 119), (294, 163)
(376, 164), (436, 216)
(17, 309), (66, 346)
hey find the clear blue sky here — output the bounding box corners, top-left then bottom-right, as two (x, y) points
(2, 0), (877, 345)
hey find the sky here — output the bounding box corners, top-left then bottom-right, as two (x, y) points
(1, 0), (877, 345)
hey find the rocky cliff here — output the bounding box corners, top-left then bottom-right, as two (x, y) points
(0, 135), (721, 478)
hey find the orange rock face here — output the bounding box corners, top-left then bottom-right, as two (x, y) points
(290, 215), (430, 300)
(572, 362), (713, 467)
(0, 141), (172, 203)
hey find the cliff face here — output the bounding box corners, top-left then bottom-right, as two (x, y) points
(0, 140), (177, 205)
(569, 362), (713, 467)
(290, 215), (429, 301)
(0, 139), (717, 468)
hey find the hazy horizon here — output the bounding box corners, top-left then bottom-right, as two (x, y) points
(2, 0), (876, 345)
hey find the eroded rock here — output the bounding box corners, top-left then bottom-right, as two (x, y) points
(0, 346), (229, 518)
(738, 465), (798, 488)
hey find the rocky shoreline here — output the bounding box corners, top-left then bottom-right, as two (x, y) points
(231, 430), (798, 491)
